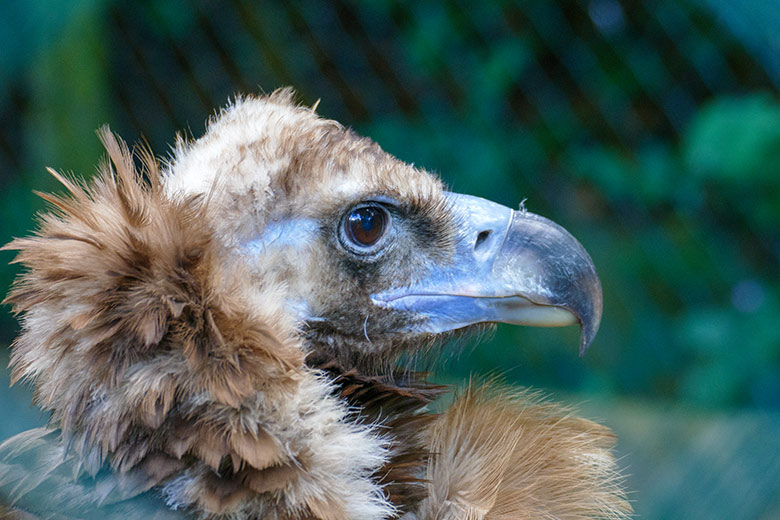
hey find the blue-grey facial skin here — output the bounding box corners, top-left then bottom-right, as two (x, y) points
(371, 192), (603, 356)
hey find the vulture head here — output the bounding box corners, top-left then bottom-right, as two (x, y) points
(167, 90), (601, 367)
(1, 89), (629, 519)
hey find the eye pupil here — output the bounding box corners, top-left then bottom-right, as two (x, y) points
(346, 206), (387, 247)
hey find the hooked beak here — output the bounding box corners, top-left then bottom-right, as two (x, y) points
(371, 192), (603, 355)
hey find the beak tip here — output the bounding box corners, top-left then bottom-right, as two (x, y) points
(579, 330), (595, 357)
(577, 278), (603, 357)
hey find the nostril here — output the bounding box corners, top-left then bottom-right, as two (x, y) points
(474, 230), (491, 251)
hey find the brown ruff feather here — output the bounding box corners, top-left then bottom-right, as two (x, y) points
(2, 126), (391, 519)
(415, 384), (632, 520)
(308, 354), (446, 515)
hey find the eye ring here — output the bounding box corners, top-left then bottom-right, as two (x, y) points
(340, 203), (392, 254)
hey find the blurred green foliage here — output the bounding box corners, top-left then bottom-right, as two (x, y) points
(1, 0), (779, 418)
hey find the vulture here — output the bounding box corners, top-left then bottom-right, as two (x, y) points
(0, 89), (631, 520)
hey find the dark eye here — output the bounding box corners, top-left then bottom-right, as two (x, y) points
(344, 205), (389, 249)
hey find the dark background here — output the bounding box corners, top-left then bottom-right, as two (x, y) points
(1, 1), (779, 517)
